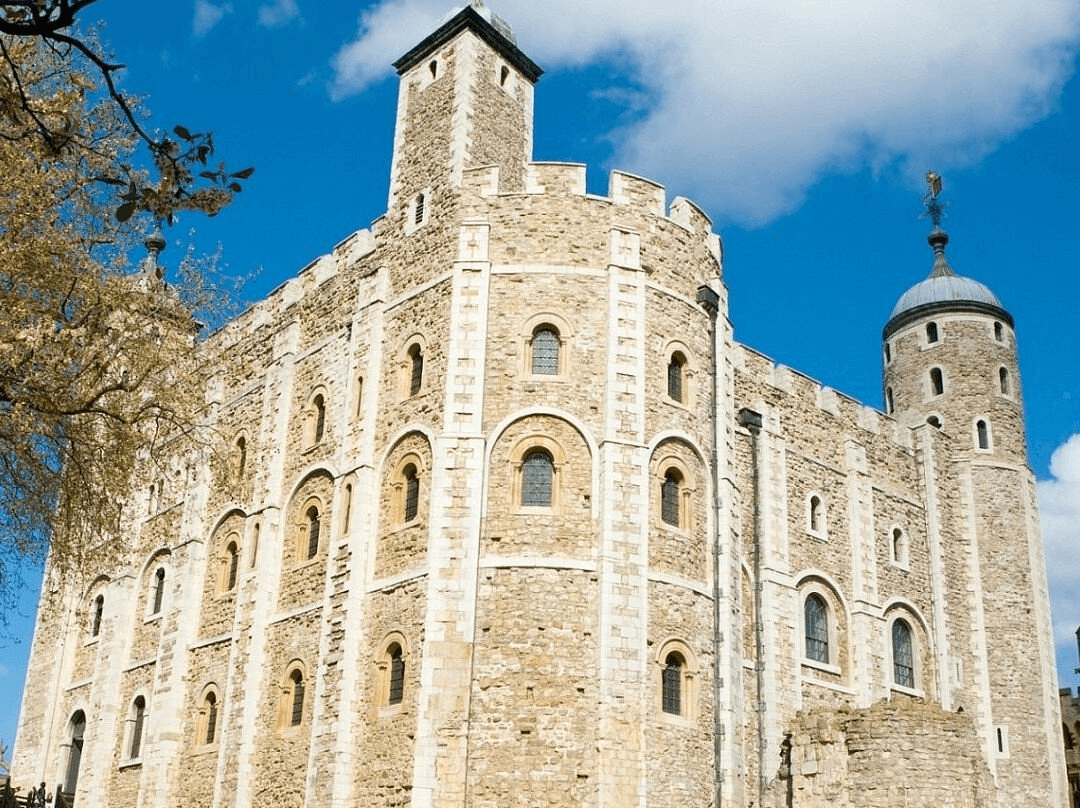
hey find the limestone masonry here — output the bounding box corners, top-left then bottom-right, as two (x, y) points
(12, 4), (1067, 807)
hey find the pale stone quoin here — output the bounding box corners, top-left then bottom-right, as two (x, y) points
(13, 4), (1066, 807)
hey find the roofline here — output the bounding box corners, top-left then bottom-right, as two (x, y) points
(882, 300), (1014, 341)
(393, 5), (544, 83)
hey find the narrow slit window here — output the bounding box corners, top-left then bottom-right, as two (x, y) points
(151, 568), (165, 615)
(976, 420), (990, 450)
(414, 192), (425, 226)
(408, 344), (423, 396)
(808, 495), (823, 534)
(999, 367), (1010, 394)
(389, 645), (405, 705)
(312, 395), (326, 444)
(204, 692), (218, 745)
(305, 506), (321, 559)
(403, 465), (420, 522)
(235, 436), (246, 478)
(289, 670), (305, 727)
(91, 594), (104, 638)
(226, 542), (239, 590)
(667, 353), (685, 402)
(885, 387), (894, 414)
(994, 321), (1004, 342)
(883, 342), (891, 363)
(130, 696), (146, 758)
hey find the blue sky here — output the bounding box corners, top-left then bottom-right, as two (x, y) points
(3, 0), (1080, 755)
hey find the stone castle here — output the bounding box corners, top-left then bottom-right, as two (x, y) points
(12, 4), (1067, 806)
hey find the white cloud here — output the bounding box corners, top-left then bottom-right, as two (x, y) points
(258, 0), (301, 28)
(328, 0), (1080, 224)
(1038, 434), (1080, 673)
(193, 0), (232, 38)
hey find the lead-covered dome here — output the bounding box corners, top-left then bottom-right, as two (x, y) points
(884, 228), (1011, 338)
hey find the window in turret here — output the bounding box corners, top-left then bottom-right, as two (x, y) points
(891, 527), (909, 568)
(530, 326), (560, 375)
(668, 352), (686, 402)
(128, 695), (147, 760)
(807, 494), (827, 538)
(926, 322), (939, 343)
(804, 593), (829, 664)
(883, 342), (891, 363)
(403, 464), (420, 522)
(885, 387), (894, 414)
(661, 469), (684, 527)
(150, 567), (165, 616)
(929, 367), (944, 396)
(999, 367), (1010, 395)
(408, 343), (424, 396)
(892, 619), (915, 688)
(90, 594), (104, 638)
(304, 504), (321, 559)
(521, 449), (555, 507)
(976, 419), (991, 451)
(994, 321), (1004, 342)
(407, 191), (430, 232)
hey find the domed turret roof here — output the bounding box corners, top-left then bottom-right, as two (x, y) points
(884, 227), (1011, 339)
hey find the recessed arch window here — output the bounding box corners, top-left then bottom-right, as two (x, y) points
(804, 593), (829, 663)
(408, 343), (424, 397)
(234, 435), (247, 479)
(201, 690), (219, 745)
(807, 494), (826, 536)
(926, 321), (939, 343)
(377, 635), (409, 709)
(521, 449), (555, 507)
(65, 711), (86, 794)
(661, 469), (683, 527)
(129, 696), (147, 759)
(885, 386), (894, 414)
(929, 367), (944, 396)
(994, 321), (1004, 342)
(883, 342), (891, 363)
(667, 352), (686, 402)
(304, 505), (321, 559)
(150, 567), (165, 616)
(224, 540), (240, 591)
(530, 326), (560, 375)
(891, 527), (909, 567)
(414, 192), (425, 226)
(312, 394), (326, 444)
(999, 367), (1010, 395)
(403, 464), (420, 522)
(927, 415), (942, 429)
(976, 419), (991, 450)
(281, 665), (306, 728)
(662, 652), (684, 715)
(90, 594), (104, 638)
(892, 619), (915, 688)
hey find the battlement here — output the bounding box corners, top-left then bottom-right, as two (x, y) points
(462, 161), (720, 246)
(734, 342), (903, 443)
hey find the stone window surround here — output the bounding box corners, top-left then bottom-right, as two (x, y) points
(806, 492), (827, 540)
(390, 452), (427, 527)
(798, 577), (846, 677)
(883, 605), (929, 699)
(375, 632), (410, 716)
(219, 533), (242, 594)
(399, 334), (429, 399)
(277, 660), (308, 732)
(509, 434), (567, 513)
(292, 497), (326, 564)
(888, 525), (910, 570)
(303, 387), (329, 450)
(521, 312), (572, 379)
(196, 683), (222, 749)
(663, 339), (693, 408)
(142, 552), (170, 622)
(122, 693), (148, 766)
(973, 416), (993, 452)
(654, 454), (694, 533)
(654, 638), (697, 724)
(405, 188), (432, 234)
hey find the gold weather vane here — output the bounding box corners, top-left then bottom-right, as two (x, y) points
(923, 170), (946, 228)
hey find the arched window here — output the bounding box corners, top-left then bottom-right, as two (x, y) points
(65, 711), (86, 794)
(388, 644), (405, 705)
(994, 321), (1004, 342)
(891, 528), (909, 567)
(999, 367), (1010, 395)
(414, 192), (425, 226)
(926, 322), (938, 343)
(661, 470), (682, 527)
(892, 619), (915, 688)
(129, 696), (146, 758)
(885, 387), (894, 414)
(403, 464), (420, 522)
(930, 367), (944, 396)
(225, 541), (239, 591)
(883, 342), (891, 363)
(408, 344), (423, 396)
(305, 505), (321, 559)
(343, 483), (353, 533)
(90, 594), (104, 638)
(662, 652), (684, 715)
(151, 567), (165, 615)
(808, 495), (825, 535)
(804, 593), (829, 663)
(202, 690), (219, 745)
(976, 419), (990, 450)
(927, 415), (942, 429)
(312, 394), (326, 444)
(288, 669), (305, 727)
(521, 449), (554, 507)
(235, 435), (247, 479)
(531, 327), (560, 375)
(667, 352), (686, 402)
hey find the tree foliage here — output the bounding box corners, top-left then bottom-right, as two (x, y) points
(0, 12), (242, 612)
